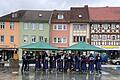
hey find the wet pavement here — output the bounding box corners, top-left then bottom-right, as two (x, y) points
(0, 67), (120, 80)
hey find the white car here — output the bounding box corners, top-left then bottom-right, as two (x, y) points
(111, 58), (120, 65)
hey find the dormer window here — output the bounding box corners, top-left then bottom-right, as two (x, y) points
(12, 13), (17, 18)
(58, 14), (64, 19)
(39, 14), (42, 17)
(12, 14), (15, 18)
(78, 14), (82, 18)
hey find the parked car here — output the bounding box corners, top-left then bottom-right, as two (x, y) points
(110, 58), (120, 65)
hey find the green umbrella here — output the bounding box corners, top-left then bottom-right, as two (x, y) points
(20, 41), (59, 50)
(64, 42), (105, 51)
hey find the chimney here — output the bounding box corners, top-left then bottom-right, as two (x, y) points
(106, 6), (109, 8)
(84, 5), (88, 8)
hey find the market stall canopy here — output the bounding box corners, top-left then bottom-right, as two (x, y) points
(64, 42), (105, 51)
(20, 42), (59, 50)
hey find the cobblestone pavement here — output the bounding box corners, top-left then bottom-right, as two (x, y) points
(0, 67), (120, 80)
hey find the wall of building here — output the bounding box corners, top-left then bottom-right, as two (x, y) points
(18, 22), (50, 60)
(0, 22), (19, 48)
(90, 23), (120, 46)
(50, 24), (70, 49)
(69, 23), (90, 46)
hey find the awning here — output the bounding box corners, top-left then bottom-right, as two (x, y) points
(64, 42), (105, 51)
(20, 41), (59, 50)
(97, 46), (120, 50)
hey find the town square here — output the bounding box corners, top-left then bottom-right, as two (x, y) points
(0, 0), (120, 80)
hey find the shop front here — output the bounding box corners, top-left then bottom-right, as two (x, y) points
(98, 46), (120, 59)
(0, 48), (18, 61)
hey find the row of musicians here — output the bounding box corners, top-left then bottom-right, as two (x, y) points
(22, 53), (102, 74)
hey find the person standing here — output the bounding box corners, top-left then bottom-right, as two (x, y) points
(35, 54), (41, 71)
(88, 53), (95, 74)
(60, 54), (64, 71)
(52, 54), (56, 72)
(64, 54), (69, 72)
(74, 54), (81, 71)
(26, 53), (31, 71)
(68, 53), (74, 71)
(57, 53), (64, 72)
(0, 54), (2, 62)
(42, 52), (48, 72)
(81, 53), (87, 73)
(21, 53), (27, 72)
(49, 53), (53, 71)
(95, 54), (102, 74)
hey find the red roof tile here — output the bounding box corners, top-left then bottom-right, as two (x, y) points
(89, 7), (120, 22)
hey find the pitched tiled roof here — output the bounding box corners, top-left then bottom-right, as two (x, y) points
(51, 6), (89, 23)
(51, 10), (70, 24)
(0, 10), (52, 23)
(70, 6), (89, 23)
(89, 7), (120, 22)
(0, 10), (26, 22)
(20, 10), (52, 23)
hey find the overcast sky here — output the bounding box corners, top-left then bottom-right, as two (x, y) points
(0, 0), (120, 16)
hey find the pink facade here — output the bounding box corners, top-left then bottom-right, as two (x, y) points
(50, 24), (70, 49)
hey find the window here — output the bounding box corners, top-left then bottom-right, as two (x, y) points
(73, 24), (79, 30)
(116, 25), (119, 28)
(23, 35), (28, 43)
(80, 24), (87, 30)
(10, 22), (14, 29)
(103, 24), (109, 29)
(44, 38), (47, 42)
(12, 13), (15, 18)
(39, 24), (43, 30)
(98, 35), (101, 41)
(111, 24), (116, 30)
(54, 25), (57, 30)
(58, 38), (62, 43)
(93, 24), (98, 30)
(54, 24), (67, 30)
(58, 25), (63, 30)
(63, 38), (67, 43)
(102, 35), (107, 40)
(73, 24), (87, 31)
(32, 23), (36, 30)
(63, 25), (67, 30)
(54, 38), (57, 43)
(78, 14), (82, 18)
(58, 14), (64, 19)
(12, 13), (17, 18)
(111, 35), (116, 40)
(39, 36), (43, 41)
(24, 23), (28, 30)
(10, 36), (14, 43)
(39, 14), (42, 17)
(0, 35), (4, 43)
(0, 22), (5, 29)
(73, 36), (86, 42)
(93, 35), (98, 41)
(31, 35), (36, 43)
(73, 36), (77, 42)
(53, 37), (67, 43)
